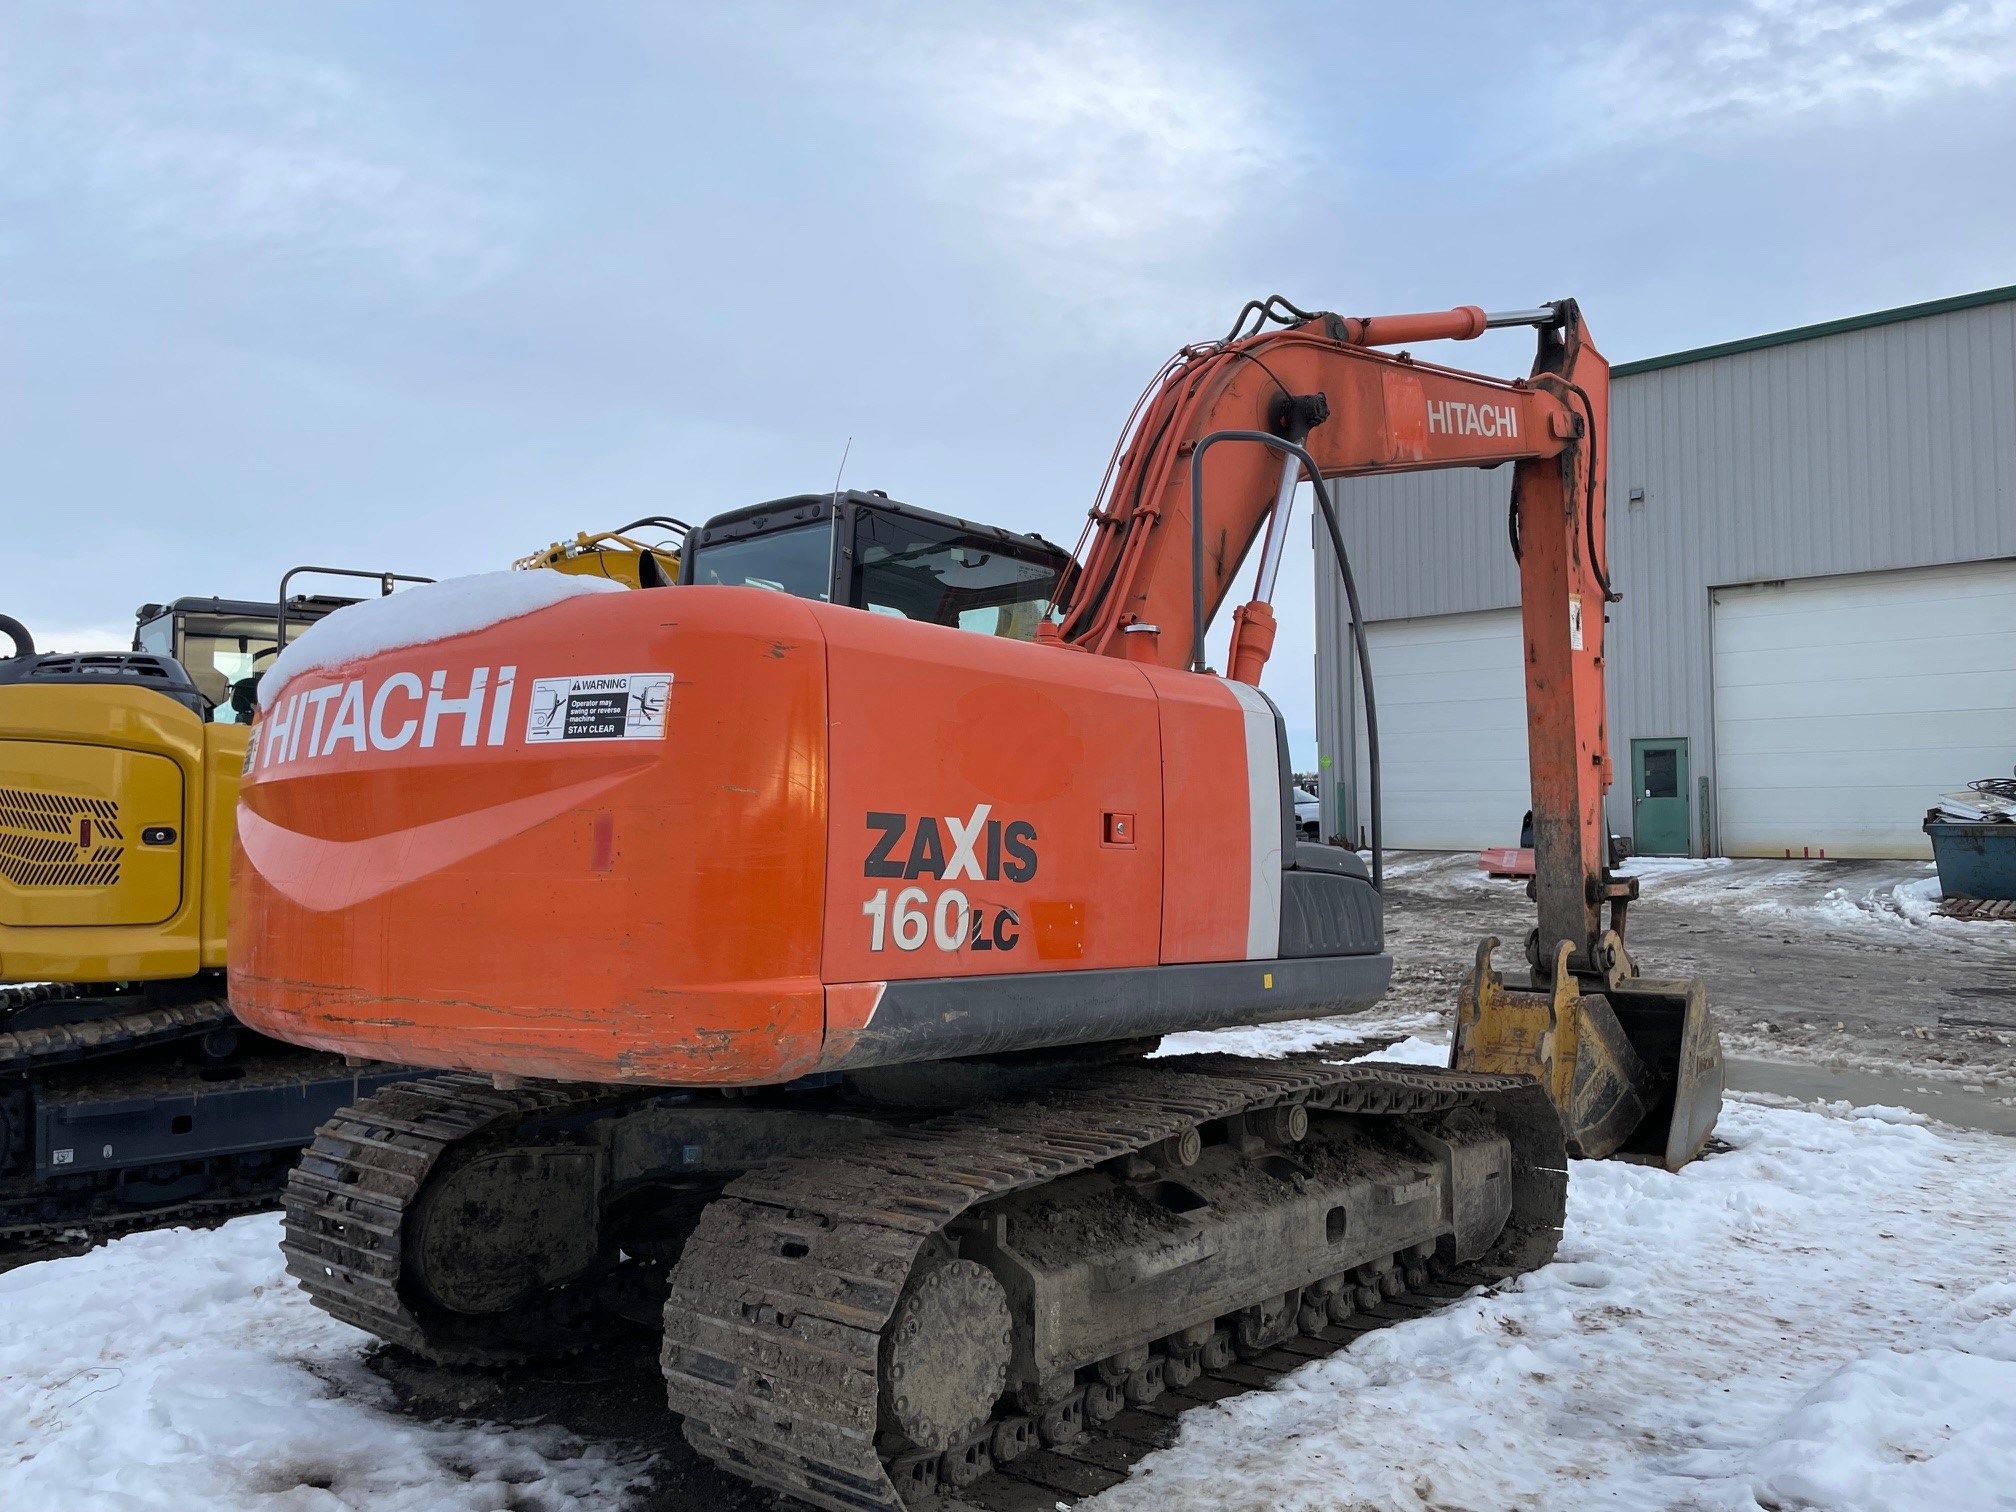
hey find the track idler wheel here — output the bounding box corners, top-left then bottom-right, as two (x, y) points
(1198, 1327), (1236, 1371)
(406, 1146), (603, 1316)
(880, 1259), (1013, 1453)
(1084, 1380), (1123, 1424)
(1124, 1356), (1166, 1405)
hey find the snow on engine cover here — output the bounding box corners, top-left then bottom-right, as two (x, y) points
(231, 579), (1389, 1087)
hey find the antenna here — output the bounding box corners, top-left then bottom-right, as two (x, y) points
(831, 436), (853, 507)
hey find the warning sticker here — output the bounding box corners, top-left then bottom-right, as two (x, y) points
(525, 672), (673, 743)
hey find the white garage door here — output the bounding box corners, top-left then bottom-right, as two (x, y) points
(1350, 608), (1530, 850)
(1713, 558), (2016, 859)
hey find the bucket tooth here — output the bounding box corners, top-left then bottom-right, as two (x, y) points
(1452, 937), (1722, 1170)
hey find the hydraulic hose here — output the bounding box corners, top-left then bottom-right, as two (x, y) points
(1313, 473), (1383, 893)
(1188, 431), (1382, 891)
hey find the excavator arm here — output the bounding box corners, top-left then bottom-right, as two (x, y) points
(1056, 298), (1722, 1168)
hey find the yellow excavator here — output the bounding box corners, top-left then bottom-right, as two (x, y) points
(0, 532), (680, 1248)
(0, 575), (448, 1246)
(511, 516), (686, 589)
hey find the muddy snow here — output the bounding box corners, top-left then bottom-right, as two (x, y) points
(7, 1082), (2012, 1510)
(1377, 852), (2016, 1090)
(1108, 1033), (2016, 1512)
(0, 1217), (654, 1510)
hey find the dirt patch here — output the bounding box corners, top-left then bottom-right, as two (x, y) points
(1004, 1170), (1197, 1269)
(367, 1338), (786, 1511)
(1377, 855), (2016, 1089)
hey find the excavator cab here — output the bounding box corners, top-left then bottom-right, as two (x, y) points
(134, 594), (355, 722)
(681, 490), (1072, 639)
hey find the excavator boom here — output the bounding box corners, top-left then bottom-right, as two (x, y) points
(1046, 300), (1717, 1164)
(1057, 301), (1615, 971)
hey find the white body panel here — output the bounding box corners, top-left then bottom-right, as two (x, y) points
(1225, 680), (1284, 959)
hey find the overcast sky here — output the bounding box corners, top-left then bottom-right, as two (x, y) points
(6, 0), (2014, 762)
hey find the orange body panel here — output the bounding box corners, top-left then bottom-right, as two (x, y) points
(1145, 665), (1257, 963)
(819, 607), (1164, 983)
(232, 588), (1273, 1086)
(233, 589), (832, 1084)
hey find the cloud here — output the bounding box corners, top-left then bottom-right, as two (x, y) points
(1567, 0), (2016, 144)
(925, 18), (1273, 256)
(29, 623), (134, 654)
(883, 11), (1285, 323)
(4, 34), (513, 284)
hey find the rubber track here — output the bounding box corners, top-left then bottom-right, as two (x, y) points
(280, 1073), (638, 1365)
(660, 1055), (1564, 1512)
(0, 995), (233, 1073)
(4, 986), (355, 1253)
(0, 983), (86, 1013)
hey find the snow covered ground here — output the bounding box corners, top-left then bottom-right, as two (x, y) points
(1154, 1008), (1443, 1060)
(1389, 849), (2002, 953)
(1092, 1098), (2016, 1511)
(1106, 1032), (2016, 1512)
(0, 1218), (650, 1510)
(7, 1035), (2012, 1511)
(1626, 854), (2003, 952)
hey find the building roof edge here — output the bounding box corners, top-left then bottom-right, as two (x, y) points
(1611, 284), (2016, 378)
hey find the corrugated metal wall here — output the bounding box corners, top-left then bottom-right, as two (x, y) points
(1315, 293), (2016, 851)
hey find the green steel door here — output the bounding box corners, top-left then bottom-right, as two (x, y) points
(1631, 738), (1691, 856)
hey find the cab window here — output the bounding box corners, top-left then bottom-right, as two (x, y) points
(686, 520), (835, 602)
(851, 510), (1059, 639)
(177, 615), (283, 722)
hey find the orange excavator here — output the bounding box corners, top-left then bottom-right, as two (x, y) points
(235, 297), (1720, 1508)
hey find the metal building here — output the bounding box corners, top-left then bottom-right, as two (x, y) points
(1314, 285), (2016, 860)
